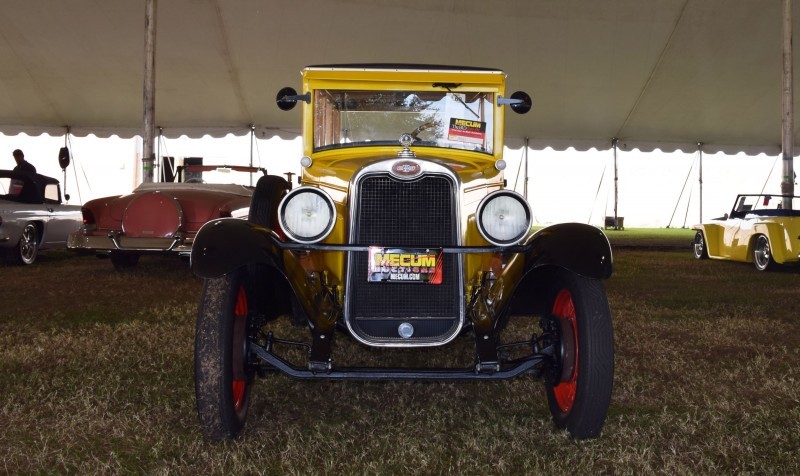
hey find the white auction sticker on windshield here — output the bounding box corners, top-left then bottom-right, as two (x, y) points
(367, 247), (443, 284)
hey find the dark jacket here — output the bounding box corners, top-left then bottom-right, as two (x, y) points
(13, 160), (36, 174)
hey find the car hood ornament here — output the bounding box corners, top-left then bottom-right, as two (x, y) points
(397, 133), (416, 158)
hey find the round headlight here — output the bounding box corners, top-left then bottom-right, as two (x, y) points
(476, 190), (532, 246)
(278, 186), (336, 244)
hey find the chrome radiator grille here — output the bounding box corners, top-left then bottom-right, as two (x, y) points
(346, 173), (462, 345)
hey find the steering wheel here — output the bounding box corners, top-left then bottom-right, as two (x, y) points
(408, 121), (440, 141)
(185, 178), (205, 184)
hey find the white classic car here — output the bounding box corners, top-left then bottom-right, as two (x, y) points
(0, 170), (82, 265)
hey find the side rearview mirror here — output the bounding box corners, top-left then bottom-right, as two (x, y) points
(497, 91), (532, 114)
(276, 87), (311, 111)
(64, 193), (70, 202)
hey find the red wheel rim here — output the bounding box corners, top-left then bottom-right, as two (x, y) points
(232, 285), (248, 411)
(552, 289), (578, 413)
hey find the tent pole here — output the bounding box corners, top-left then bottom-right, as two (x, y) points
(523, 137), (529, 200)
(63, 126), (69, 199)
(698, 142), (703, 222)
(157, 126), (163, 182)
(250, 124), (255, 186)
(782, 0), (794, 207)
(612, 138), (619, 229)
(142, 0), (157, 183)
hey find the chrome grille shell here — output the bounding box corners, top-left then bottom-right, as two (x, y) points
(344, 159), (465, 347)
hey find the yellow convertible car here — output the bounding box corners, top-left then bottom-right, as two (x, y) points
(692, 194), (800, 271)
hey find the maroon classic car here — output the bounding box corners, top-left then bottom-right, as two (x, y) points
(68, 165), (265, 269)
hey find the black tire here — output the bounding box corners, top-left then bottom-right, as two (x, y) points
(248, 174), (294, 321)
(6, 222), (39, 265)
(753, 234), (776, 272)
(195, 268), (256, 441)
(544, 268), (614, 439)
(693, 231), (708, 259)
(249, 175), (290, 228)
(110, 251), (140, 270)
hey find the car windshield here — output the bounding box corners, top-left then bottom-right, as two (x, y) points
(175, 165), (264, 186)
(313, 89), (494, 154)
(731, 194), (800, 216)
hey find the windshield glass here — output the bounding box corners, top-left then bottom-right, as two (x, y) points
(313, 89), (494, 154)
(731, 194), (800, 217)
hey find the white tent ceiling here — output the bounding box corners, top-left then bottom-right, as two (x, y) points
(0, 0), (796, 153)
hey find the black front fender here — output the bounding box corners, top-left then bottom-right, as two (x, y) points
(493, 223), (612, 324)
(522, 223), (612, 279)
(191, 218), (283, 278)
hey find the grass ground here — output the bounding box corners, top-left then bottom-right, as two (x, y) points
(1, 229), (798, 474)
(603, 226), (695, 248)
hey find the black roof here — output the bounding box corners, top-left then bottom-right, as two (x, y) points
(0, 169), (59, 185)
(0, 169), (60, 204)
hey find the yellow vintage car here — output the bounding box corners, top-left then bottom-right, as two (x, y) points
(693, 194), (800, 271)
(190, 65), (614, 441)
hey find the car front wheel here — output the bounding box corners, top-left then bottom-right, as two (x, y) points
(195, 268), (256, 441)
(693, 231), (708, 259)
(544, 269), (614, 439)
(7, 222), (39, 265)
(753, 234), (776, 272)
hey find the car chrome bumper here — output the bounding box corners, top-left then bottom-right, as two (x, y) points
(68, 232), (193, 254)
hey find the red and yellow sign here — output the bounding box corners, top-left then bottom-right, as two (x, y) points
(368, 247), (443, 284)
(448, 118), (486, 145)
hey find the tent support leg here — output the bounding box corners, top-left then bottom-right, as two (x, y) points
(698, 142), (703, 223)
(142, 0), (157, 184)
(612, 138), (620, 230)
(782, 0), (794, 206)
